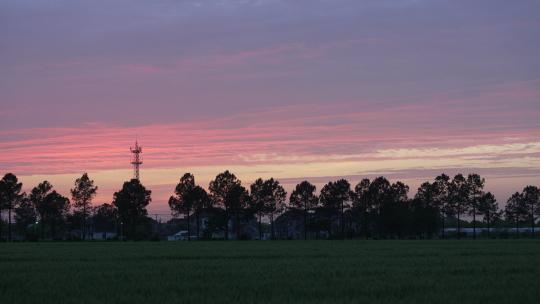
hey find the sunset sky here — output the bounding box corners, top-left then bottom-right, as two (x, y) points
(1, 0), (540, 216)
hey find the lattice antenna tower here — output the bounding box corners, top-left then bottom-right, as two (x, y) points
(130, 140), (143, 180)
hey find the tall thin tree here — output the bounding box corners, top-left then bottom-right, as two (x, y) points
(0, 173), (23, 241)
(191, 186), (210, 239)
(262, 178), (286, 240)
(0, 178), (5, 239)
(387, 181), (410, 237)
(29, 181), (53, 239)
(71, 173), (98, 240)
(367, 177), (392, 238)
(0, 180), (3, 239)
(477, 192), (498, 237)
(169, 173), (197, 241)
(505, 192), (527, 238)
(250, 178), (268, 240)
(449, 174), (468, 239)
(466, 174), (485, 239)
(209, 171), (241, 240)
(434, 174), (451, 239)
(290, 181), (318, 240)
(14, 193), (37, 237)
(353, 179), (371, 239)
(226, 184), (250, 239)
(522, 185), (539, 237)
(413, 181), (440, 238)
(42, 191), (70, 239)
(320, 179), (351, 239)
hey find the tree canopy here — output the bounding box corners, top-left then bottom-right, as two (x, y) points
(70, 173), (98, 239)
(112, 179), (151, 240)
(0, 173), (24, 240)
(3, 170), (540, 241)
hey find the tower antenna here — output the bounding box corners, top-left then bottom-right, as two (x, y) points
(130, 140), (143, 180)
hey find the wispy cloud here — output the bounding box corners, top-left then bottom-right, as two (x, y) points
(2, 0), (540, 213)
(2, 85), (539, 176)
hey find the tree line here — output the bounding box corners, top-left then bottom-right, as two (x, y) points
(1, 171), (539, 241)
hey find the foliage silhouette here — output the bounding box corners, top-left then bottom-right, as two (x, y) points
(226, 184), (250, 239)
(112, 179), (151, 240)
(209, 171), (241, 240)
(449, 174), (468, 238)
(4, 170), (540, 241)
(521, 186), (539, 236)
(289, 181), (318, 240)
(256, 178), (287, 240)
(477, 192), (499, 237)
(71, 173), (98, 240)
(191, 186), (211, 239)
(29, 181), (54, 239)
(250, 178), (268, 240)
(0, 173), (23, 241)
(42, 191), (70, 239)
(320, 179), (351, 238)
(467, 174), (485, 239)
(14, 194), (37, 239)
(93, 203), (117, 233)
(169, 173), (196, 240)
(505, 192), (527, 237)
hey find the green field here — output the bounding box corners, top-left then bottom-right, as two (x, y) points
(1, 240), (539, 303)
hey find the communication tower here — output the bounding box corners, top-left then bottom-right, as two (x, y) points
(130, 140), (143, 180)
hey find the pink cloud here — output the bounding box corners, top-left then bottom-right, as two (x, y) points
(1, 99), (539, 176)
(3, 82), (539, 216)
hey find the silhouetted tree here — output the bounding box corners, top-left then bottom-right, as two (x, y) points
(112, 179), (151, 240)
(505, 192), (527, 237)
(477, 192), (499, 237)
(93, 203), (117, 233)
(449, 174), (468, 238)
(412, 182), (440, 238)
(289, 181), (318, 240)
(0, 178), (5, 239)
(226, 184), (250, 239)
(250, 178), (268, 240)
(203, 207), (227, 239)
(353, 179), (371, 239)
(521, 185), (539, 236)
(14, 194), (37, 238)
(433, 174), (451, 238)
(71, 173), (98, 240)
(380, 181), (410, 237)
(66, 210), (84, 238)
(42, 191), (70, 239)
(209, 171), (241, 240)
(0, 180), (4, 239)
(7, 170), (537, 241)
(261, 178), (286, 240)
(320, 179), (351, 238)
(0, 173), (23, 241)
(466, 174), (485, 239)
(169, 173), (197, 240)
(29, 181), (53, 239)
(191, 186), (210, 239)
(366, 177), (392, 238)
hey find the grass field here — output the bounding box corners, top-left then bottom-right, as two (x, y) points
(1, 240), (539, 303)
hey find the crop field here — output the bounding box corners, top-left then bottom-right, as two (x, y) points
(1, 240), (539, 304)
